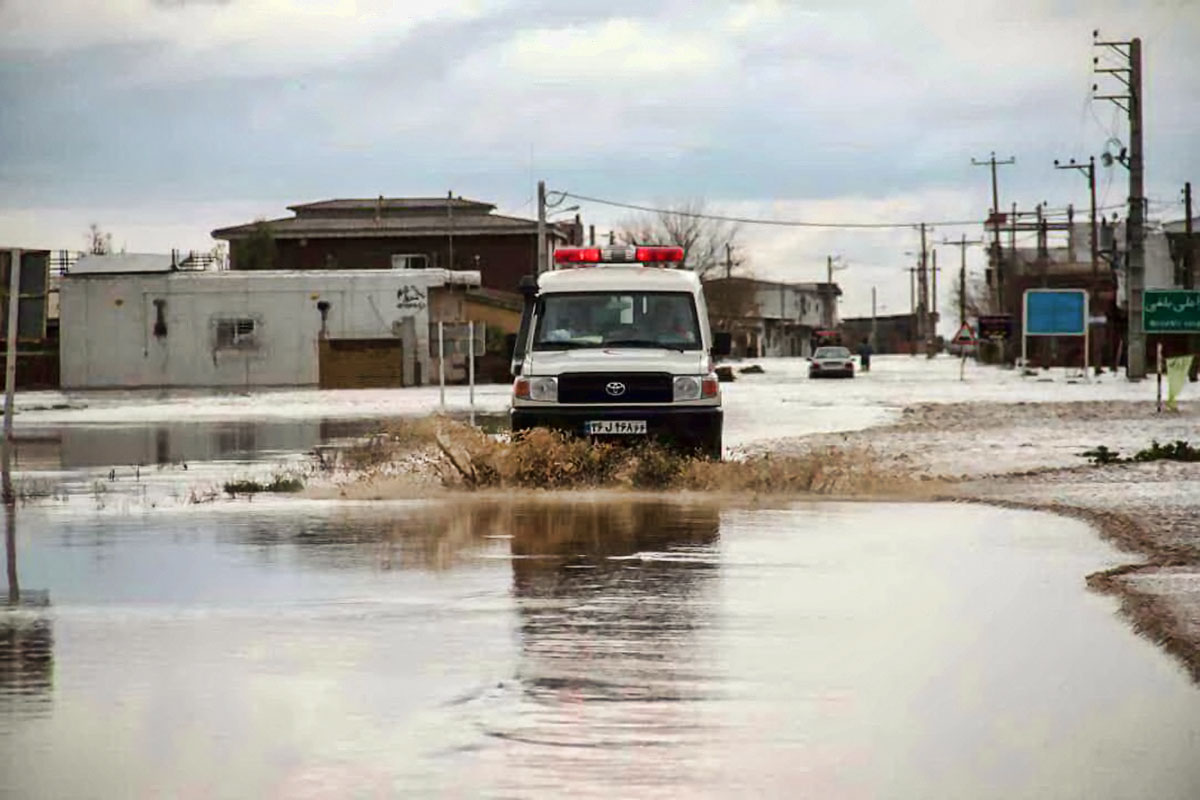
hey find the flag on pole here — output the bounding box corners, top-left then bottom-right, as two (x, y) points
(1166, 355), (1194, 411)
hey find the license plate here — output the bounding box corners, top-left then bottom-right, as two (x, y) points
(585, 420), (647, 435)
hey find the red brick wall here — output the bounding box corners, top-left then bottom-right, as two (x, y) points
(236, 234), (538, 293)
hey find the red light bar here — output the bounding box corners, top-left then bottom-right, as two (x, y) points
(635, 246), (685, 263)
(554, 248), (602, 264)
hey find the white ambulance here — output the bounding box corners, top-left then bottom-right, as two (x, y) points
(510, 245), (728, 459)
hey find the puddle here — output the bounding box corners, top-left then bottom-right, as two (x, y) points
(2, 498), (1199, 798)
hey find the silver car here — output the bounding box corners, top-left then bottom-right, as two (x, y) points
(808, 346), (855, 379)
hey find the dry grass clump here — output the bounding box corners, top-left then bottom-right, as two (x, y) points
(432, 423), (918, 497)
(337, 418), (443, 472)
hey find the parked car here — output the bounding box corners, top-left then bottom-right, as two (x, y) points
(808, 346), (855, 379)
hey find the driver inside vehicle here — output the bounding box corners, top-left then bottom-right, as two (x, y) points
(646, 300), (695, 343)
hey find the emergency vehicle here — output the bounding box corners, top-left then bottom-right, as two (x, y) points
(509, 245), (728, 459)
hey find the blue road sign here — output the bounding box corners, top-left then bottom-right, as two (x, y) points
(1025, 290), (1086, 336)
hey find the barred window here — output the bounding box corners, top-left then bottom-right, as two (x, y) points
(215, 318), (257, 350)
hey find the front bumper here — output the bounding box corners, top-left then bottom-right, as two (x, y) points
(809, 366), (854, 378)
(511, 405), (722, 446)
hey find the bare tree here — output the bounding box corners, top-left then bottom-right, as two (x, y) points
(949, 272), (994, 319)
(86, 223), (113, 255)
(617, 199), (742, 279)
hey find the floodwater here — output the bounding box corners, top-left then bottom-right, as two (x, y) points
(2, 498), (1199, 798)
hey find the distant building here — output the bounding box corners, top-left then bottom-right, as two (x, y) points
(59, 254), (480, 390)
(840, 313), (934, 355)
(703, 277), (840, 358)
(984, 211), (1195, 368)
(211, 196), (575, 294)
(0, 248), (57, 389)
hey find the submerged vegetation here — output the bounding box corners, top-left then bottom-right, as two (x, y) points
(223, 474), (305, 497)
(332, 419), (922, 497)
(1081, 440), (1200, 466)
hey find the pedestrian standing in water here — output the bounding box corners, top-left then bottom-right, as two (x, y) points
(857, 338), (873, 372)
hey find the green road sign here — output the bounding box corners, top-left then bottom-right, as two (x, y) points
(1144, 290), (1200, 333)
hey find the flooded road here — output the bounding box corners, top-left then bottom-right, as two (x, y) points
(3, 498), (1199, 798)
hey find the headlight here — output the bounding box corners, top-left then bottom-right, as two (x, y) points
(517, 376), (557, 402)
(673, 375), (702, 402)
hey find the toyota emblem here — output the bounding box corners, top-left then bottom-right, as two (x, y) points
(605, 381), (627, 397)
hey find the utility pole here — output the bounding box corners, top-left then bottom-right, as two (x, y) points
(1055, 156), (1101, 369)
(942, 235), (983, 329)
(871, 286), (877, 349)
(446, 190), (455, 271)
(1094, 31), (1145, 378)
(535, 180), (546, 277)
(1184, 182), (1194, 289)
(972, 152), (1016, 307)
(918, 224), (929, 348)
(726, 242), (734, 279)
(931, 247), (939, 326)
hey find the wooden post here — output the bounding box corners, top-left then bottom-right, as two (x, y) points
(3, 249), (22, 507)
(468, 321), (476, 426)
(438, 321), (446, 410)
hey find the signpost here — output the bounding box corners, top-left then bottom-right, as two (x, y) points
(952, 322), (977, 381)
(977, 314), (1013, 340)
(1023, 289), (1088, 378)
(1143, 290), (1200, 333)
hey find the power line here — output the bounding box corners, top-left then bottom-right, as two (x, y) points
(557, 190), (1128, 231)
(559, 191), (986, 230)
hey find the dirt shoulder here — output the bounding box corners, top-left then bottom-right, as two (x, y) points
(775, 399), (1200, 683)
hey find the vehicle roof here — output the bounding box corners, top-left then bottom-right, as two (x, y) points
(538, 266), (701, 294)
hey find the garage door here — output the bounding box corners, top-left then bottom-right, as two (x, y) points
(319, 339), (405, 389)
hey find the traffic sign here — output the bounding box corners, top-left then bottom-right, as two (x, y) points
(1025, 289), (1087, 336)
(1144, 290), (1200, 333)
(978, 314), (1013, 339)
(952, 322), (977, 344)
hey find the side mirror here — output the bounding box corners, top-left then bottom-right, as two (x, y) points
(511, 276), (538, 377)
(712, 331), (732, 358)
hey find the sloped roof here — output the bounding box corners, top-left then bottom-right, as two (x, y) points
(212, 204), (570, 241)
(288, 197), (495, 214)
(1163, 217), (1200, 234)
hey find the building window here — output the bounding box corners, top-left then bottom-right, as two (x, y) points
(392, 254), (429, 270)
(214, 318), (258, 350)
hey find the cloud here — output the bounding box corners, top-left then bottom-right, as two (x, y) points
(0, 0), (1196, 320)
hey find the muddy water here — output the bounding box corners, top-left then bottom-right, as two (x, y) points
(2, 499), (1199, 798)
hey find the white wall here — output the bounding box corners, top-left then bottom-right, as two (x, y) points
(752, 285), (828, 328)
(60, 269), (477, 389)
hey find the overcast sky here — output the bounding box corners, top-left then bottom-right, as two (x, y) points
(1, 0), (1197, 323)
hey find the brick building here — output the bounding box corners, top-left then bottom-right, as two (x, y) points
(212, 196), (575, 293)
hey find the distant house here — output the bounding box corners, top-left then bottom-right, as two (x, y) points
(841, 313), (932, 355)
(59, 253), (481, 390)
(211, 196), (575, 294)
(703, 277), (840, 358)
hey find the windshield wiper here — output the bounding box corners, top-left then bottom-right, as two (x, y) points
(532, 341), (590, 350)
(603, 339), (688, 352)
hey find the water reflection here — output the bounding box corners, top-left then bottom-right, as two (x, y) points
(2, 503), (54, 716)
(492, 501), (723, 760)
(5, 499), (1200, 798)
(13, 412), (511, 472)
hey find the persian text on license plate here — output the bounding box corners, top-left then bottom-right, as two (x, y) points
(585, 420), (647, 435)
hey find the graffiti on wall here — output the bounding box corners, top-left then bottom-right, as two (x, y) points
(396, 285), (427, 311)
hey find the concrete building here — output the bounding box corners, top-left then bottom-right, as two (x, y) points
(211, 196), (575, 294)
(703, 277), (839, 358)
(59, 254), (479, 390)
(841, 313), (933, 355)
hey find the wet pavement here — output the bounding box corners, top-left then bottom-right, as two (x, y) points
(3, 497), (1199, 798)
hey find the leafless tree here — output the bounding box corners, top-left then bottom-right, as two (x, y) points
(617, 199), (742, 280)
(86, 223), (113, 255)
(949, 272), (994, 319)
